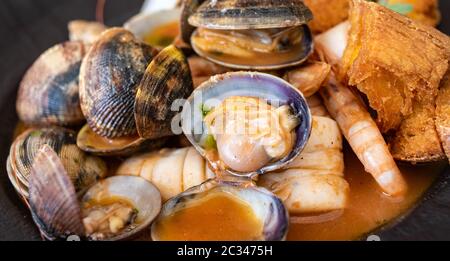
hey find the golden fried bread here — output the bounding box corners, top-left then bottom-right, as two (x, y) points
(436, 71), (450, 163)
(390, 96), (445, 163)
(303, 0), (350, 33)
(342, 0), (450, 133)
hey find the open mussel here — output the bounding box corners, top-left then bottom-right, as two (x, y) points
(7, 127), (107, 198)
(16, 41), (86, 126)
(151, 179), (288, 241)
(181, 71), (312, 177)
(28, 145), (161, 241)
(185, 0), (314, 70)
(78, 28), (193, 156)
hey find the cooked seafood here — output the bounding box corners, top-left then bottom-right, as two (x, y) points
(81, 176), (161, 240)
(315, 21), (350, 73)
(76, 124), (167, 156)
(124, 8), (181, 47)
(7, 127), (107, 198)
(116, 147), (214, 201)
(188, 56), (230, 88)
(16, 41), (86, 126)
(134, 45), (193, 139)
(29, 145), (85, 240)
(79, 38), (192, 155)
(306, 95), (330, 118)
(187, 0), (314, 70)
(182, 72), (312, 177)
(28, 145), (161, 241)
(284, 62), (331, 97)
(320, 76), (407, 197)
(151, 180), (289, 241)
(203, 96), (299, 173)
(259, 116), (349, 213)
(79, 28), (157, 138)
(68, 20), (107, 44)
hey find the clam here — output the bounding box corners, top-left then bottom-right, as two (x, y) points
(79, 27), (157, 138)
(181, 71), (312, 177)
(81, 175), (161, 241)
(7, 127), (107, 198)
(124, 8), (182, 48)
(29, 145), (85, 240)
(76, 124), (167, 156)
(78, 40), (193, 155)
(28, 145), (161, 241)
(16, 41), (86, 126)
(151, 179), (288, 241)
(186, 0), (314, 70)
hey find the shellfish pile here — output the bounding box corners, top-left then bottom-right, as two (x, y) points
(10, 0), (447, 241)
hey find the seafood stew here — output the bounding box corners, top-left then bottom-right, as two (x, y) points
(2, 0), (450, 241)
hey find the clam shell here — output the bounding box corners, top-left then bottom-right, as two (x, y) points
(151, 180), (289, 241)
(77, 124), (167, 156)
(16, 41), (86, 126)
(124, 8), (182, 45)
(7, 127), (107, 196)
(79, 28), (157, 138)
(188, 0), (313, 30)
(191, 25), (313, 70)
(135, 45), (193, 140)
(82, 176), (162, 241)
(181, 72), (312, 177)
(180, 0), (206, 44)
(29, 145), (85, 240)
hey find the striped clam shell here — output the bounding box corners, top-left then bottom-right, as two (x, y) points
(7, 127), (107, 198)
(16, 41), (86, 126)
(79, 28), (157, 138)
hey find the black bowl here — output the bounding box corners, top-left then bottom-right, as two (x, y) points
(0, 0), (448, 240)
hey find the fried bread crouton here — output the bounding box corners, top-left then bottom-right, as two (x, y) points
(435, 71), (450, 163)
(342, 0), (450, 162)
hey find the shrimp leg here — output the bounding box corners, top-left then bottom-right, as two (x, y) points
(320, 78), (407, 197)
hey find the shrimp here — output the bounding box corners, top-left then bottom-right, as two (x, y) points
(259, 116), (349, 214)
(319, 77), (407, 197)
(306, 94), (330, 118)
(284, 62), (331, 97)
(116, 147), (214, 201)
